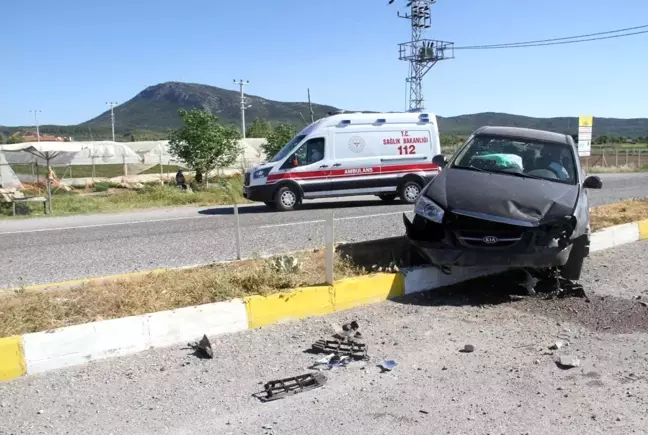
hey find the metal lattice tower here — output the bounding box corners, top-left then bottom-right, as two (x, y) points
(392, 0), (454, 111)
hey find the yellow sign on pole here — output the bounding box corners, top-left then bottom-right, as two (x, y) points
(578, 115), (593, 128)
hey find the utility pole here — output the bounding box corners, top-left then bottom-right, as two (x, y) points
(233, 79), (250, 138)
(307, 88), (315, 123)
(30, 110), (42, 142)
(105, 101), (118, 141)
(390, 0), (454, 111)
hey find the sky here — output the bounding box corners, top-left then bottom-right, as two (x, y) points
(1, 0), (647, 126)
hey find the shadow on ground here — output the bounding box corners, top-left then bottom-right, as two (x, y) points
(396, 270), (648, 335)
(197, 199), (398, 216)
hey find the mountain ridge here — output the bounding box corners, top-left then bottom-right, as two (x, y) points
(2, 81), (647, 141)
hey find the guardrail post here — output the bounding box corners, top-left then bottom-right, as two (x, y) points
(234, 203), (242, 260)
(325, 212), (334, 285)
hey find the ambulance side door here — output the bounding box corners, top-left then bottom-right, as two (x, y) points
(278, 136), (332, 197)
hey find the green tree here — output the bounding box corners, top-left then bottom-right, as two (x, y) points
(246, 118), (273, 138)
(0, 132), (6, 144)
(168, 109), (242, 185)
(6, 135), (24, 144)
(261, 123), (297, 160)
(595, 135), (608, 145)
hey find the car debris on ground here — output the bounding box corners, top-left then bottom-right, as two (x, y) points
(556, 355), (581, 369)
(378, 360), (397, 372)
(187, 334), (214, 359)
(254, 373), (327, 402)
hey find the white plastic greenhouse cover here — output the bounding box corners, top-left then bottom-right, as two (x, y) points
(0, 152), (22, 189)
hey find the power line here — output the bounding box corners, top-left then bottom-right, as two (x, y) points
(455, 25), (648, 50)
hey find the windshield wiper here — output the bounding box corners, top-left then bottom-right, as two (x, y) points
(494, 171), (544, 180)
(453, 165), (486, 172)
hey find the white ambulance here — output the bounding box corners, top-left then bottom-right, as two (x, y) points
(243, 111), (442, 211)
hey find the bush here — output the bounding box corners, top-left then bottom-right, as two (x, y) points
(94, 182), (110, 192)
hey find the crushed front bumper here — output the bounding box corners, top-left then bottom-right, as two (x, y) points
(403, 213), (573, 271)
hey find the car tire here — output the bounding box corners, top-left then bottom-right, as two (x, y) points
(399, 180), (423, 204)
(560, 235), (588, 281)
(264, 201), (276, 209)
(274, 186), (300, 212)
(378, 194), (397, 202)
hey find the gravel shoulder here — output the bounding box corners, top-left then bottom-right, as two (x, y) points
(1, 241), (647, 435)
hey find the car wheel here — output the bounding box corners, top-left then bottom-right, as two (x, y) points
(399, 181), (422, 204)
(378, 194), (397, 202)
(274, 186), (300, 212)
(264, 201), (276, 209)
(560, 236), (588, 280)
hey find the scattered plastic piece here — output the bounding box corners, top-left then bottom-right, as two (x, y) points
(379, 360), (397, 372)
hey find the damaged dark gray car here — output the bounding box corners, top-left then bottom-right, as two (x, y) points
(403, 126), (603, 281)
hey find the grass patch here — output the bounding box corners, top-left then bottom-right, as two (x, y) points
(0, 176), (247, 218)
(0, 250), (375, 337)
(590, 198), (648, 231)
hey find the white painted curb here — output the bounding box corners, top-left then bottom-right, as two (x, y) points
(23, 300), (247, 374)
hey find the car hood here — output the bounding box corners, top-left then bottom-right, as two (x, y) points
(425, 168), (580, 226)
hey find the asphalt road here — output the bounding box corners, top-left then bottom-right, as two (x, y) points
(1, 172), (646, 288)
(1, 240), (647, 435)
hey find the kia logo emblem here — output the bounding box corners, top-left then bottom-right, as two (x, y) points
(482, 236), (499, 244)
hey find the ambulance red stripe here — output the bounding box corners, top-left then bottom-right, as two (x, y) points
(266, 162), (438, 183)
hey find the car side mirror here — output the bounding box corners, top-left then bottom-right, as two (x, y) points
(583, 175), (602, 189)
(432, 154), (447, 168)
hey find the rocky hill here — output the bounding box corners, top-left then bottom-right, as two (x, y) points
(3, 81), (647, 141)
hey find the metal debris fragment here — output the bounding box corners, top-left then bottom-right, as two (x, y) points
(312, 339), (368, 360)
(254, 373), (327, 402)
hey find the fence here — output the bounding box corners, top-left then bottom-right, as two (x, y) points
(440, 146), (648, 170)
(228, 204), (409, 285)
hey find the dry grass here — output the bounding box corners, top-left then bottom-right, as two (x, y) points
(0, 250), (368, 337)
(590, 198), (648, 231)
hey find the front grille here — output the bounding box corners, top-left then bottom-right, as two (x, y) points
(450, 213), (526, 248)
(244, 172), (251, 186)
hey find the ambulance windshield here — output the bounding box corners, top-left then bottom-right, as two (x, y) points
(269, 134), (306, 163)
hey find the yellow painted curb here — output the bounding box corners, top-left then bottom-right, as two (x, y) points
(638, 219), (648, 240)
(243, 273), (404, 330)
(245, 286), (335, 329)
(0, 336), (26, 381)
(334, 273), (404, 311)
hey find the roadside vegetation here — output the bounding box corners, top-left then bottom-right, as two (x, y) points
(0, 176), (247, 218)
(1, 199), (647, 337)
(590, 198), (648, 231)
(0, 250), (371, 337)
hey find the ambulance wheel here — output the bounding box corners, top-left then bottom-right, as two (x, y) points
(274, 186), (300, 211)
(399, 181), (422, 204)
(264, 201), (276, 209)
(378, 194), (397, 202)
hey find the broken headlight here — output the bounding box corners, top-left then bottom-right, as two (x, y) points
(414, 196), (444, 224)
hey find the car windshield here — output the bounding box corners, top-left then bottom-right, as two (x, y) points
(269, 134), (307, 163)
(450, 134), (577, 184)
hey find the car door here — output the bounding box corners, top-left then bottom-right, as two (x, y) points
(277, 137), (331, 198)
